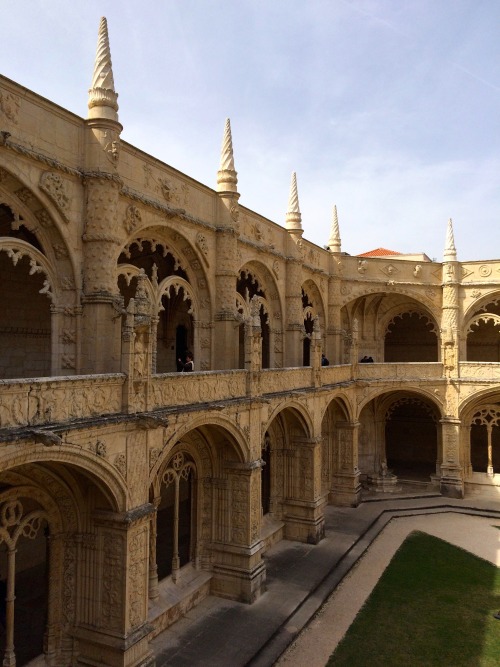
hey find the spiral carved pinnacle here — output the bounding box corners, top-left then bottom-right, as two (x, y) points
(286, 172), (302, 231)
(328, 204), (341, 251)
(220, 119), (235, 172)
(444, 218), (457, 261)
(217, 118), (238, 193)
(88, 17), (119, 112)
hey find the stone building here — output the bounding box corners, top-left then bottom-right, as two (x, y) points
(0, 16), (499, 667)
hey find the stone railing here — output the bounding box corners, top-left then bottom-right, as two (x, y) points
(0, 374), (125, 429)
(319, 364), (352, 385)
(2, 361), (480, 431)
(150, 370), (247, 409)
(259, 368), (312, 395)
(355, 362), (443, 381)
(459, 362), (500, 380)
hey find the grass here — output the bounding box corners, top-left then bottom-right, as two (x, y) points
(327, 531), (500, 667)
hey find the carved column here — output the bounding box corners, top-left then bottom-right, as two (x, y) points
(245, 300), (262, 396)
(284, 253), (304, 368)
(214, 217), (239, 370)
(210, 461), (266, 603)
(282, 437), (326, 543)
(74, 504), (155, 667)
(327, 254), (344, 364)
(83, 23), (124, 374)
(441, 226), (461, 378)
(148, 497), (160, 601)
(330, 422), (362, 507)
(439, 417), (464, 498)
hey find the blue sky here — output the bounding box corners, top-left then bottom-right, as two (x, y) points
(3, 1), (499, 260)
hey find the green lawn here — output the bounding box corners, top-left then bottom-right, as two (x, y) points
(328, 531), (500, 667)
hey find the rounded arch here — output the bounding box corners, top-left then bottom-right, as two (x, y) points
(264, 400), (314, 439)
(358, 389), (443, 484)
(464, 294), (500, 362)
(457, 389), (500, 479)
(459, 386), (500, 421)
(301, 278), (326, 325)
(320, 395), (354, 500)
(356, 385), (444, 418)
(301, 279), (326, 366)
(340, 285), (439, 313)
(118, 227), (212, 372)
(341, 290), (440, 364)
(152, 415), (250, 482)
(0, 183), (79, 377)
(237, 260), (284, 369)
(463, 290), (500, 323)
(0, 447), (127, 512)
(0, 455), (123, 666)
(0, 168), (77, 272)
(321, 394), (352, 424)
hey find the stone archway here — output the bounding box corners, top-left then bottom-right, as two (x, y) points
(265, 405), (324, 543)
(469, 405), (500, 475)
(0, 458), (142, 667)
(385, 397), (439, 481)
(0, 174), (78, 378)
(118, 230), (211, 372)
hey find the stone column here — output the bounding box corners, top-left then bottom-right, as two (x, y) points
(330, 421), (362, 507)
(284, 253), (304, 368)
(282, 436), (326, 543)
(441, 219), (461, 378)
(74, 504), (155, 667)
(214, 222), (239, 369)
(148, 497), (160, 601)
(440, 417), (464, 498)
(81, 175), (123, 374)
(214, 119), (240, 370)
(327, 255), (344, 365)
(245, 300), (262, 397)
(210, 460), (266, 603)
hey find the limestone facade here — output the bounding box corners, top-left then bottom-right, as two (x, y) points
(0, 16), (499, 667)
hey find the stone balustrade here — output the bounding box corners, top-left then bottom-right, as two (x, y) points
(459, 362), (500, 380)
(0, 374), (125, 428)
(356, 362), (443, 380)
(150, 370), (247, 409)
(1, 361), (500, 430)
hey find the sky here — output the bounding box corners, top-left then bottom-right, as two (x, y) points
(2, 0), (499, 261)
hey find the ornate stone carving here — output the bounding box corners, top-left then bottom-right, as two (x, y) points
(124, 204), (141, 233)
(61, 354), (76, 369)
(52, 243), (68, 259)
(128, 527), (148, 628)
(35, 209), (53, 228)
(196, 233), (209, 264)
(478, 265), (491, 277)
(39, 172), (70, 223)
(15, 187), (34, 205)
(101, 532), (124, 631)
(61, 328), (76, 344)
(149, 447), (161, 471)
(0, 91), (20, 124)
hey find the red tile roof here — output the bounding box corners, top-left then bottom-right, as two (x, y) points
(357, 248), (402, 257)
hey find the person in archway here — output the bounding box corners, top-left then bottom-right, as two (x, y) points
(321, 353), (329, 366)
(181, 353), (194, 372)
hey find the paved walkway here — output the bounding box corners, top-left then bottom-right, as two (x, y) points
(276, 512), (500, 666)
(152, 491), (500, 666)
